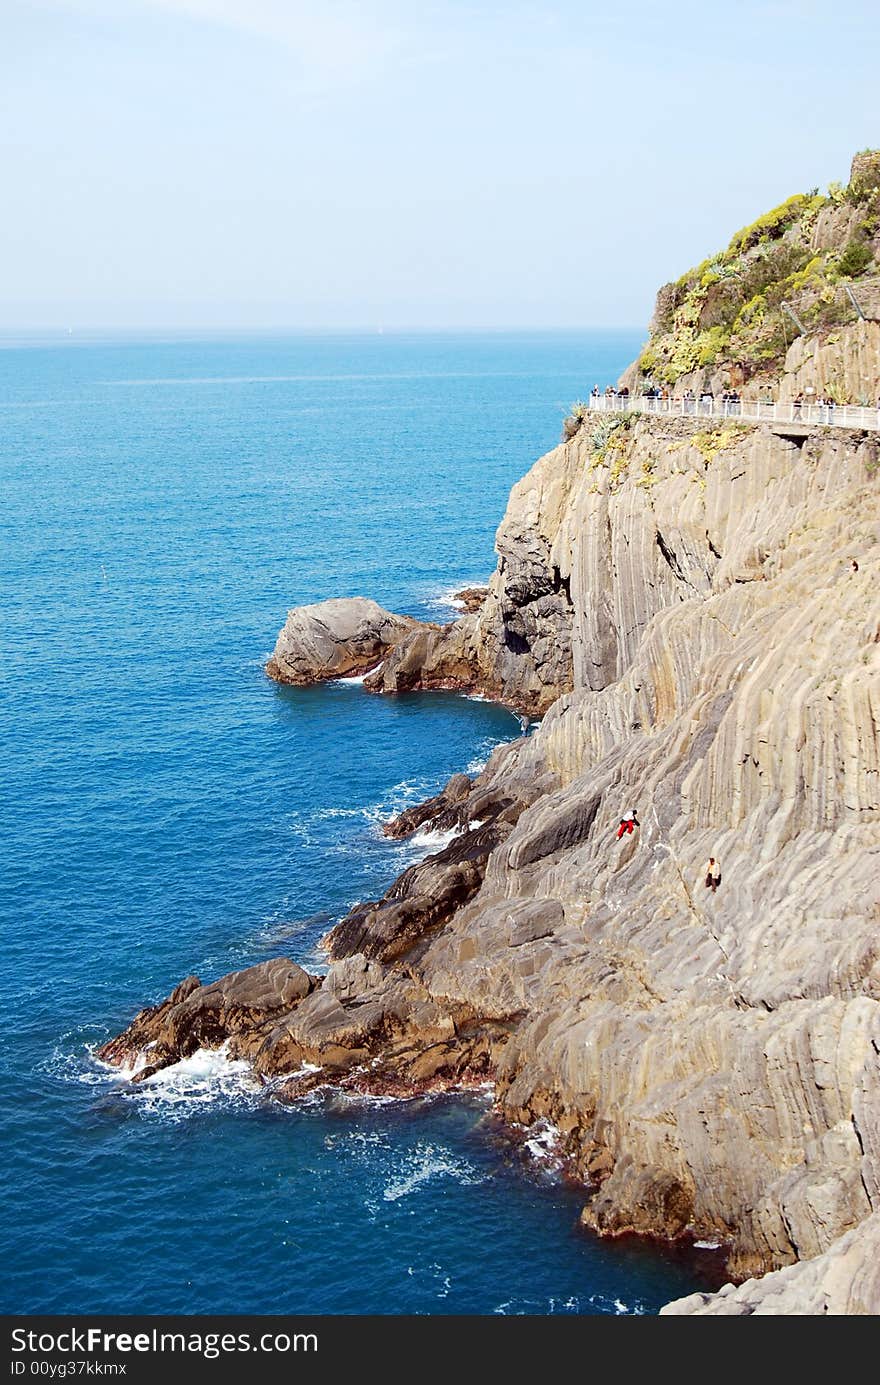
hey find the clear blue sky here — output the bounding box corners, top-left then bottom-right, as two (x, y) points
(2, 0), (878, 330)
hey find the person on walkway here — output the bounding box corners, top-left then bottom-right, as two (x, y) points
(591, 384), (600, 400)
(616, 809), (639, 839)
(704, 857), (722, 893)
(793, 391), (804, 416)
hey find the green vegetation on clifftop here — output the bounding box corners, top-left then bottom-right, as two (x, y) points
(637, 153), (880, 387)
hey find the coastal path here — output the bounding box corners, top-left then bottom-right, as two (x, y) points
(587, 394), (880, 431)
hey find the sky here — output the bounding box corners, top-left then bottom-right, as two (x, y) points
(1, 0), (878, 330)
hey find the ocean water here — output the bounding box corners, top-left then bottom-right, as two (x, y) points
(0, 329), (716, 1314)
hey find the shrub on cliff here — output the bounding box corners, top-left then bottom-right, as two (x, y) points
(562, 399), (590, 441)
(836, 237), (874, 279)
(635, 153), (880, 388)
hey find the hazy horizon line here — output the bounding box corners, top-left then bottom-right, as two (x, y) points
(0, 323), (646, 337)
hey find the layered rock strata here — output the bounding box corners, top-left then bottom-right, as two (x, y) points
(106, 409), (880, 1312)
(105, 162), (880, 1310)
(662, 1213), (880, 1315)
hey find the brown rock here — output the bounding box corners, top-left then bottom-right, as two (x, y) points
(454, 587), (489, 613)
(265, 597), (420, 686)
(97, 959), (319, 1079)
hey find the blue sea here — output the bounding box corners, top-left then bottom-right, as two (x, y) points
(0, 329), (716, 1315)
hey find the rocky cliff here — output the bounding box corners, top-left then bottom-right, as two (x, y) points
(103, 165), (880, 1314)
(266, 450), (578, 714)
(620, 150), (880, 401)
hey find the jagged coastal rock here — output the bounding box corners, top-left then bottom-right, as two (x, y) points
(104, 156), (880, 1314)
(452, 586), (489, 613)
(98, 959), (321, 1082)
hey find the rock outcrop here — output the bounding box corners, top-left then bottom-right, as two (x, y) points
(620, 150), (880, 401)
(662, 1213), (880, 1314)
(106, 160), (880, 1314)
(453, 587), (489, 613)
(97, 959), (321, 1082)
(266, 452), (577, 713)
(365, 448), (575, 713)
(265, 597), (419, 685)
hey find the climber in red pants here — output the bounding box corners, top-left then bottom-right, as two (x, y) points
(616, 809), (639, 839)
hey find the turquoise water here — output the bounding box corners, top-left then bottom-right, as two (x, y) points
(0, 330), (713, 1314)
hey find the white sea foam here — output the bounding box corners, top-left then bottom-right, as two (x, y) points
(407, 825), (463, 853)
(522, 1118), (564, 1170)
(494, 1295), (589, 1315)
(46, 1034), (264, 1121)
(422, 584), (486, 619)
(464, 735), (509, 775)
(381, 1142), (485, 1202)
(94, 1043), (261, 1120)
(693, 1238), (723, 1250)
(261, 1062), (321, 1097)
(335, 663), (382, 685)
(41, 1036), (118, 1087)
(432, 588), (467, 609)
(495, 1292), (644, 1315)
(466, 754), (490, 774)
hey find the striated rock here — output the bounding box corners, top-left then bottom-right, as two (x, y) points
(365, 438), (578, 714)
(662, 1213), (880, 1314)
(327, 761), (547, 963)
(777, 318), (880, 404)
(382, 772), (474, 839)
(109, 407), (880, 1307)
(325, 821), (509, 964)
(265, 597), (419, 685)
(107, 164), (880, 1312)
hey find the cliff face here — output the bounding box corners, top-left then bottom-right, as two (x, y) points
(265, 454), (577, 715)
(363, 446), (577, 714)
(107, 409), (880, 1307)
(407, 414), (880, 1288)
(104, 164), (880, 1313)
